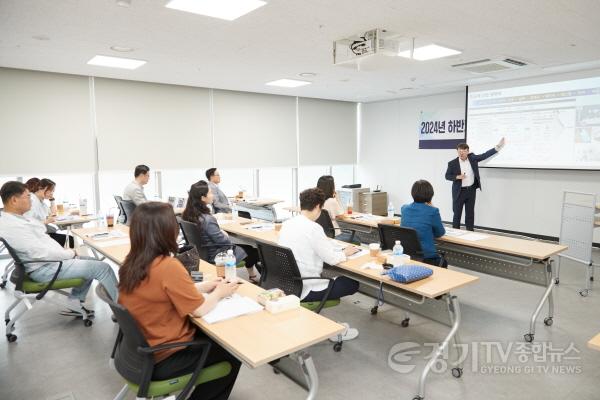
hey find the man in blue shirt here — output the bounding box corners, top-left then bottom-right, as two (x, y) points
(401, 180), (447, 268)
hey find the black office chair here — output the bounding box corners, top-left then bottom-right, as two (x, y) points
(1, 237), (91, 342)
(177, 219), (244, 267)
(0, 209), (15, 289)
(378, 223), (446, 267)
(113, 195), (127, 224)
(315, 209), (358, 243)
(255, 239), (344, 352)
(95, 284), (232, 400)
(237, 210), (251, 220)
(121, 200), (136, 226)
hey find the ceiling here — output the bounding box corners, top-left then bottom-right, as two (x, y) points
(1, 0), (600, 102)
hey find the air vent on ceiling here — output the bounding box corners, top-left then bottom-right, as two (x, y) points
(452, 58), (528, 74)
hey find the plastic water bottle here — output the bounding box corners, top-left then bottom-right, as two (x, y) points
(225, 249), (237, 281)
(232, 202), (238, 219)
(387, 202), (395, 218)
(392, 240), (404, 267)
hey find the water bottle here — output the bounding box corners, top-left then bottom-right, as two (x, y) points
(232, 202), (238, 219)
(387, 202), (395, 218)
(225, 249), (237, 281)
(392, 240), (404, 267)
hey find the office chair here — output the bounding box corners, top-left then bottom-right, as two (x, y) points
(378, 223), (446, 267)
(255, 239), (345, 352)
(120, 200), (136, 226)
(177, 219), (245, 269)
(315, 209), (358, 244)
(1, 238), (91, 342)
(95, 284), (233, 400)
(0, 209), (15, 289)
(113, 195), (126, 224)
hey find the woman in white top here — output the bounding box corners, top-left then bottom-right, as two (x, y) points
(24, 178), (72, 247)
(316, 175), (355, 242)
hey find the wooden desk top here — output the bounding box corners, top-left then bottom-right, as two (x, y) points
(220, 220), (478, 298)
(72, 224), (344, 368)
(234, 198), (283, 207)
(54, 215), (97, 227)
(336, 212), (400, 228)
(439, 232), (567, 260)
(192, 263), (344, 368)
(220, 219), (279, 244)
(588, 333), (600, 351)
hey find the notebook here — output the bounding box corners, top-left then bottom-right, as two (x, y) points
(202, 294), (264, 324)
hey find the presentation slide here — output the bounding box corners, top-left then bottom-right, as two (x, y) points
(467, 76), (600, 169)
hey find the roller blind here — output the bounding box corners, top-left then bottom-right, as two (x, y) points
(94, 78), (212, 170)
(213, 90), (297, 168)
(298, 98), (357, 165)
(0, 68), (95, 174)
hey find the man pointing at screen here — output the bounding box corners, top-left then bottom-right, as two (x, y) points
(445, 137), (505, 231)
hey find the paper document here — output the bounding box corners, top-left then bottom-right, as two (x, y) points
(444, 228), (468, 237)
(246, 223), (275, 231)
(361, 262), (384, 271)
(95, 238), (131, 248)
(461, 233), (489, 241)
(202, 294), (263, 324)
(348, 248), (368, 259)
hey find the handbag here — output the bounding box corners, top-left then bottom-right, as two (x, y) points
(176, 245), (200, 274)
(385, 265), (433, 284)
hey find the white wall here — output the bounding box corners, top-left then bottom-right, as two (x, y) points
(358, 90), (600, 241)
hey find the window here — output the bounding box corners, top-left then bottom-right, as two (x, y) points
(98, 171), (157, 212)
(332, 164), (355, 187)
(218, 168), (255, 199)
(258, 168), (293, 205)
(24, 173), (96, 212)
(161, 169), (206, 200)
(298, 165), (329, 193)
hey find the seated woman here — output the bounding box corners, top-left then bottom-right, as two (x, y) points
(278, 188), (360, 341)
(24, 178), (72, 247)
(400, 180), (447, 268)
(118, 202), (241, 399)
(316, 175), (354, 242)
(182, 181), (261, 283)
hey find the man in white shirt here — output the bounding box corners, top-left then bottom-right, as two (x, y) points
(278, 187), (360, 341)
(0, 181), (118, 315)
(206, 168), (231, 213)
(445, 138), (505, 230)
(123, 165), (150, 206)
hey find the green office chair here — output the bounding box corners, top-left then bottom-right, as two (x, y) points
(95, 284), (233, 400)
(255, 239), (345, 352)
(1, 237), (92, 342)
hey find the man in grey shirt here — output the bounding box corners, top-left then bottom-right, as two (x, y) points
(205, 168), (231, 213)
(123, 165), (150, 206)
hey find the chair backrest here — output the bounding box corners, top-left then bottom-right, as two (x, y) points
(178, 219), (210, 261)
(120, 200), (136, 226)
(255, 240), (303, 297)
(237, 210), (251, 220)
(113, 195), (125, 220)
(315, 209), (335, 239)
(378, 223), (423, 257)
(95, 283), (153, 387)
(0, 237), (27, 291)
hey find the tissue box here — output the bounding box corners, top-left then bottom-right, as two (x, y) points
(257, 288), (285, 306)
(265, 295), (300, 314)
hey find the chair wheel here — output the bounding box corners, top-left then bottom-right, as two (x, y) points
(5, 319), (9, 325)
(413, 396), (423, 400)
(544, 317), (553, 326)
(272, 367), (281, 375)
(524, 333), (534, 343)
(554, 278), (559, 285)
(451, 367), (463, 378)
(370, 306), (378, 315)
(83, 319), (93, 327)
(0, 281), (6, 289)
(6, 333), (17, 342)
(591, 276), (594, 282)
(333, 342), (343, 352)
(579, 289), (589, 297)
(401, 318), (410, 328)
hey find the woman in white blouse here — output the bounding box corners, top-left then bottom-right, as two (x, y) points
(25, 178), (71, 247)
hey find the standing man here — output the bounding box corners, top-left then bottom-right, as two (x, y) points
(123, 165), (150, 206)
(206, 168), (231, 214)
(445, 138), (505, 230)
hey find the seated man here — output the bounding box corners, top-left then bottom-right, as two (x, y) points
(0, 181), (119, 315)
(123, 164), (150, 206)
(278, 187), (360, 341)
(400, 180), (447, 268)
(205, 168), (231, 214)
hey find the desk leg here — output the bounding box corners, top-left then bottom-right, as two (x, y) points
(297, 352), (319, 400)
(64, 226), (72, 249)
(525, 260), (555, 342)
(271, 351), (319, 400)
(414, 295), (462, 400)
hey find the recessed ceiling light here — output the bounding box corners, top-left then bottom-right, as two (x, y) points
(116, 0), (132, 7)
(266, 79), (311, 88)
(110, 45), (134, 52)
(165, 0), (266, 21)
(299, 72), (317, 78)
(87, 55), (146, 70)
(398, 44), (461, 61)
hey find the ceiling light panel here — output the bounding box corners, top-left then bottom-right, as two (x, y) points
(398, 44), (461, 61)
(87, 55), (146, 69)
(266, 79), (311, 88)
(165, 0), (266, 21)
